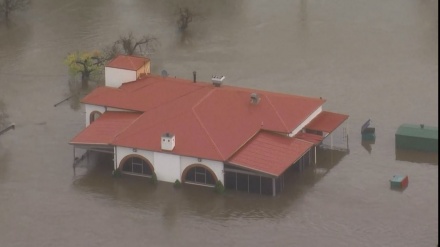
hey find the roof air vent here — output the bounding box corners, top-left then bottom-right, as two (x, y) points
(250, 93), (260, 104)
(212, 75), (225, 87)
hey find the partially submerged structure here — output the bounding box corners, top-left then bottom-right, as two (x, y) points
(69, 55), (349, 196)
(0, 124), (15, 136)
(395, 124), (438, 152)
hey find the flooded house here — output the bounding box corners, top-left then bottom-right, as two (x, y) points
(69, 55), (349, 196)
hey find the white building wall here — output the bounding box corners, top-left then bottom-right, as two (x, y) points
(116, 146), (224, 184)
(85, 104), (106, 126)
(116, 146), (155, 170)
(289, 106), (323, 137)
(105, 67), (137, 88)
(154, 152), (181, 183)
(180, 156), (224, 184)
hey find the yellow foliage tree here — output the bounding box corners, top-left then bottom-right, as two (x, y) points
(64, 51), (104, 89)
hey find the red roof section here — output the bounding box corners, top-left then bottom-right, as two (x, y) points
(72, 73), (334, 163)
(228, 131), (314, 176)
(70, 112), (141, 145)
(305, 111), (349, 133)
(106, 55), (149, 71)
(81, 76), (208, 112)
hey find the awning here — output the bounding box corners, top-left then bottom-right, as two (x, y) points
(227, 131), (314, 177)
(69, 111), (141, 147)
(295, 132), (324, 144)
(305, 111), (349, 133)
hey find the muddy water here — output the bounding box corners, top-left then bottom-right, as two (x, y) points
(0, 0), (437, 246)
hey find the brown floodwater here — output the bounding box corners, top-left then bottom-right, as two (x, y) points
(0, 0), (438, 246)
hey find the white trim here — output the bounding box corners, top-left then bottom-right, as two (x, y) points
(121, 172), (152, 178)
(289, 106), (322, 137)
(184, 181), (215, 188)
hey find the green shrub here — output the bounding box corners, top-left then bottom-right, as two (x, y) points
(112, 169), (122, 178)
(173, 179), (181, 188)
(214, 180), (225, 194)
(151, 172), (158, 185)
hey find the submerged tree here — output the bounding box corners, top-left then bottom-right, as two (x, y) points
(176, 7), (194, 31)
(111, 32), (158, 57)
(0, 0), (30, 19)
(64, 32), (158, 90)
(64, 51), (104, 89)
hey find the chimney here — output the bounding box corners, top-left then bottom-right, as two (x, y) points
(250, 93), (260, 104)
(212, 75), (225, 87)
(193, 71), (196, 83)
(161, 132), (175, 151)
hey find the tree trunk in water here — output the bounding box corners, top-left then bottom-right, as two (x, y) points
(81, 73), (89, 89)
(4, 0), (9, 19)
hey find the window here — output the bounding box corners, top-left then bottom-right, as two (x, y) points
(122, 157), (153, 176)
(90, 111), (102, 123)
(184, 166), (216, 186)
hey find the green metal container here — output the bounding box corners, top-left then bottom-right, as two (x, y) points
(362, 128), (376, 141)
(390, 175), (408, 189)
(361, 120), (376, 141)
(395, 124), (438, 152)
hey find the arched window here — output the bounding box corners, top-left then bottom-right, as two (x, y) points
(90, 111), (102, 124)
(183, 165), (217, 186)
(121, 156), (153, 176)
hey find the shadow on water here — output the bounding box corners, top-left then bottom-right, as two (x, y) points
(57, 78), (103, 111)
(361, 140), (375, 154)
(395, 148), (438, 165)
(0, 99), (9, 128)
(0, 145), (10, 180)
(72, 148), (347, 221)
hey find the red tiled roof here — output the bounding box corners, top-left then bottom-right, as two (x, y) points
(112, 87), (226, 160)
(106, 55), (149, 71)
(73, 74), (329, 162)
(228, 131), (314, 177)
(70, 112), (141, 145)
(81, 76), (208, 112)
(305, 111), (349, 133)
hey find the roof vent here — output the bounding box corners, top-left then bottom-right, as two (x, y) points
(212, 75), (225, 87)
(161, 132), (175, 151)
(250, 93), (260, 104)
(420, 124), (424, 129)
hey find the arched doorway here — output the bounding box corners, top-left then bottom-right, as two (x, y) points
(119, 155), (154, 177)
(182, 164), (218, 186)
(90, 111), (102, 124)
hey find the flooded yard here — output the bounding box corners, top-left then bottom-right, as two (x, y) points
(0, 0), (437, 246)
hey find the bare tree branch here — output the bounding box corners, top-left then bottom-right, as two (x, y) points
(0, 0), (30, 19)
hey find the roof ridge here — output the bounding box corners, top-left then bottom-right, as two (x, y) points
(191, 88), (225, 160)
(128, 57), (136, 70)
(226, 129), (262, 161)
(112, 112), (144, 144)
(264, 94), (290, 133)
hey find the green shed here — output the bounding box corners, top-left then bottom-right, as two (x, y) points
(395, 124), (438, 152)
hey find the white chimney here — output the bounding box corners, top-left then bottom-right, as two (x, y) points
(212, 75), (225, 87)
(161, 132), (175, 151)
